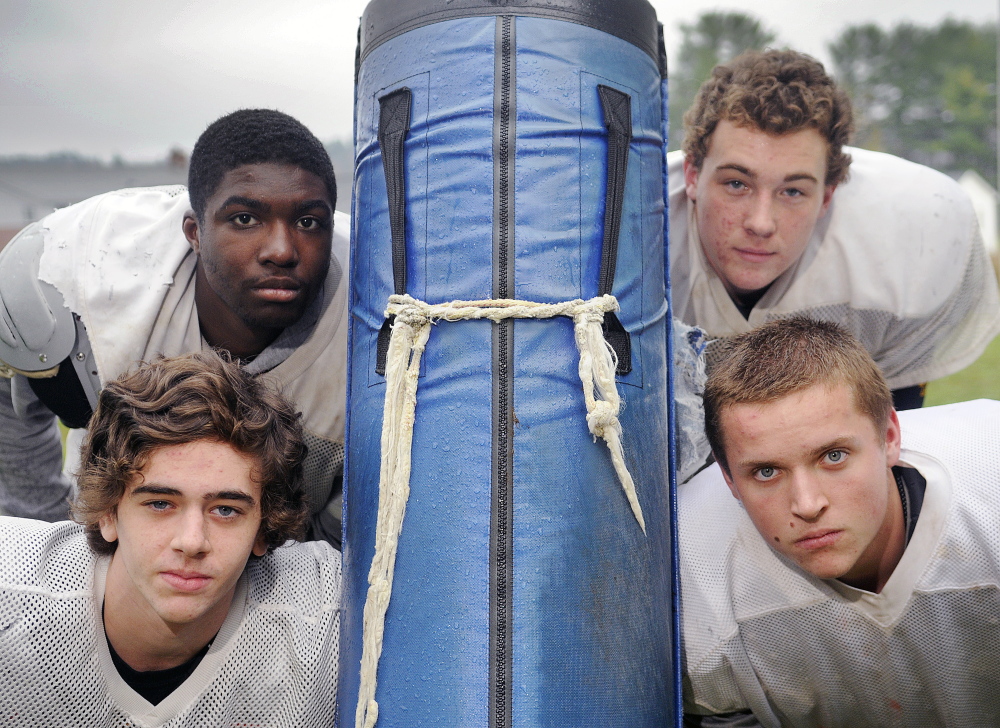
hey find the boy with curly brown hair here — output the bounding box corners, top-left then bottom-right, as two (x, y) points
(669, 49), (1000, 411)
(0, 352), (341, 726)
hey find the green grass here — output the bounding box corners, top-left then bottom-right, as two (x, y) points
(925, 334), (1000, 406)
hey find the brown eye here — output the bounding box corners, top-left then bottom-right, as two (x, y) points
(298, 216), (324, 230)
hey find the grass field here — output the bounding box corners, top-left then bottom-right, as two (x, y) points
(923, 259), (999, 406)
(925, 333), (1000, 406)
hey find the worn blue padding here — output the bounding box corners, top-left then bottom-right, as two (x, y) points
(344, 8), (674, 727)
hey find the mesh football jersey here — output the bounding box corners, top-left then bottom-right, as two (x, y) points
(668, 149), (1000, 389)
(0, 518), (342, 727)
(679, 400), (1000, 727)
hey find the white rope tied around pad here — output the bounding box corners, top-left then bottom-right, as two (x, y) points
(355, 292), (645, 728)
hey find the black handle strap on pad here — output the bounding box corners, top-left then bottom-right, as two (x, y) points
(375, 87), (413, 375)
(596, 84), (633, 375)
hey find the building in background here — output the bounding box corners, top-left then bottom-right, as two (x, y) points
(0, 142), (353, 249)
(0, 152), (188, 248)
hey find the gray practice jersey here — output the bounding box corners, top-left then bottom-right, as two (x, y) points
(0, 517), (342, 727)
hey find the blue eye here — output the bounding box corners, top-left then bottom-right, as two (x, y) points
(825, 450), (847, 464)
(755, 466), (777, 481)
(214, 505), (238, 518)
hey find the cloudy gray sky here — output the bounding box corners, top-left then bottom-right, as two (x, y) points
(1, 0), (996, 160)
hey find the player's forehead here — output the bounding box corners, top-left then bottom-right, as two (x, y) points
(205, 162), (332, 213)
(127, 440), (261, 503)
(719, 383), (876, 462)
(702, 119), (828, 180)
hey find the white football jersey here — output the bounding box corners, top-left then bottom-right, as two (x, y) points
(679, 400), (1000, 726)
(0, 518), (342, 727)
(668, 148), (1000, 389)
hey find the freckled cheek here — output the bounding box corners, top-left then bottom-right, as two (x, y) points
(711, 213), (740, 233)
(704, 224), (741, 267)
(700, 199), (738, 232)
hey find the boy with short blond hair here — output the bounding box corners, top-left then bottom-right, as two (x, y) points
(681, 317), (1000, 726)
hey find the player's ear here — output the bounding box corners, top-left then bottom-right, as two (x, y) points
(820, 183), (837, 216)
(251, 528), (268, 558)
(99, 511), (119, 545)
(182, 212), (201, 254)
(883, 408), (901, 468)
(683, 156), (701, 202)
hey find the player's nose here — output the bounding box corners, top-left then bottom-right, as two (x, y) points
(788, 473), (829, 521)
(744, 194), (777, 238)
(171, 510), (211, 556)
(259, 223), (299, 268)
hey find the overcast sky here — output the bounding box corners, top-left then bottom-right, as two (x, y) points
(1, 0), (996, 160)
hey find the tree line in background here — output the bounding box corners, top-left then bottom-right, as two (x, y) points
(668, 12), (998, 187)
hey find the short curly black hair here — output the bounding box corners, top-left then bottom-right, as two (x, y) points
(187, 108), (337, 222)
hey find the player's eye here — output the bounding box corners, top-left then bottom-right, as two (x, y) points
(213, 505), (240, 518)
(232, 213), (257, 226)
(824, 449), (847, 465)
(725, 179), (747, 191)
(145, 500), (172, 511)
(754, 466), (778, 482)
(297, 215), (328, 231)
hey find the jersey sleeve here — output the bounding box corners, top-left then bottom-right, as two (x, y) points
(763, 149), (1000, 390)
(868, 219), (1000, 389)
(828, 150), (1000, 388)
